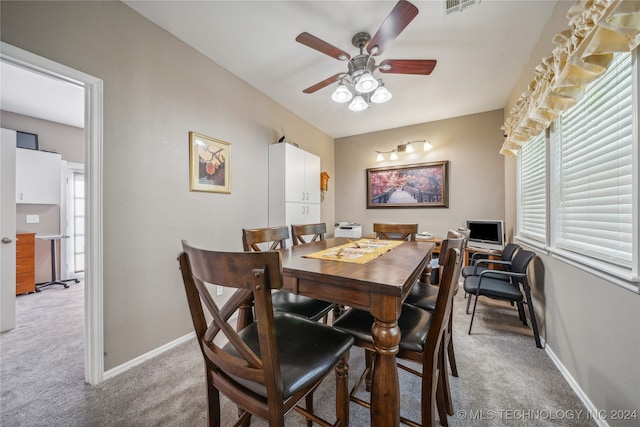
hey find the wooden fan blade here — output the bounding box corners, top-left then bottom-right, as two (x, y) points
(367, 0), (419, 56)
(296, 32), (351, 60)
(379, 59), (437, 75)
(303, 73), (344, 94)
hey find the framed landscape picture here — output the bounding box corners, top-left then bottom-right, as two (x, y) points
(189, 132), (231, 194)
(366, 161), (449, 208)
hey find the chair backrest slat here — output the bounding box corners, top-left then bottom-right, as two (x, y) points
(291, 223), (326, 245)
(438, 236), (465, 267)
(179, 241), (285, 398)
(425, 247), (462, 353)
(373, 223), (418, 241)
(501, 243), (520, 262)
(242, 226), (289, 251)
(510, 249), (536, 285)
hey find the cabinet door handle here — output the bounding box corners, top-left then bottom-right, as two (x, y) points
(2, 237), (13, 244)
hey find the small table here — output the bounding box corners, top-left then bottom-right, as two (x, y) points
(35, 234), (79, 291)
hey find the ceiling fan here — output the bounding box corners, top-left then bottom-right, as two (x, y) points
(296, 0), (436, 111)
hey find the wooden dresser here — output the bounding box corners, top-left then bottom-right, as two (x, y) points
(16, 233), (36, 295)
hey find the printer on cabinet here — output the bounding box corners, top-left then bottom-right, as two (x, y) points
(335, 222), (362, 238)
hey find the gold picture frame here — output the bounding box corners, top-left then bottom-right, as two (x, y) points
(189, 132), (231, 194)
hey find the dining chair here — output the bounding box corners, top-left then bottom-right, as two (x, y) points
(404, 233), (465, 416)
(242, 226), (335, 322)
(291, 223), (346, 321)
(463, 249), (541, 348)
(334, 246), (463, 427)
(178, 241), (354, 427)
(291, 222), (326, 245)
(373, 223), (418, 241)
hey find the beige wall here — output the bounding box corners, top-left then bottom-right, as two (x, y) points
(1, 1), (334, 370)
(335, 109), (505, 237)
(2, 111), (84, 282)
(503, 1), (640, 422)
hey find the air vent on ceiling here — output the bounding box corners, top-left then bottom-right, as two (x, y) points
(445, 0), (479, 14)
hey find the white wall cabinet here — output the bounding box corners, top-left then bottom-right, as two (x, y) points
(16, 148), (62, 205)
(269, 143), (321, 232)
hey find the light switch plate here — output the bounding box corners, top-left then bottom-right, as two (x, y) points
(216, 286), (223, 296)
(26, 215), (40, 223)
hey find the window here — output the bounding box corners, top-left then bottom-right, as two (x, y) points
(517, 51), (638, 285)
(556, 52), (633, 269)
(518, 131), (546, 244)
(71, 171), (85, 273)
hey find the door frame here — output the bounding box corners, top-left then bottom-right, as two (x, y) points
(1, 42), (105, 384)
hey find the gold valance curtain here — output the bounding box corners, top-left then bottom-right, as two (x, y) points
(501, 0), (640, 157)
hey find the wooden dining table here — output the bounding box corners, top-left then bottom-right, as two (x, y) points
(277, 237), (435, 426)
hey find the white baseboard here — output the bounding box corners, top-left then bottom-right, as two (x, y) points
(543, 337), (609, 427)
(103, 331), (195, 380)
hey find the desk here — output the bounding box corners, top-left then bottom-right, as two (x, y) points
(35, 235), (80, 291)
(273, 237), (434, 426)
(464, 246), (502, 267)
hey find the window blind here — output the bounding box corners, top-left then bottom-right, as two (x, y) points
(519, 132), (546, 243)
(557, 52), (633, 267)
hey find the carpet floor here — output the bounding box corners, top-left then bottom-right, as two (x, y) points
(1, 281), (595, 426)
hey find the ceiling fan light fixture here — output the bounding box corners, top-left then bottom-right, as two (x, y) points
(331, 83), (353, 103)
(354, 72), (378, 93)
(348, 95), (369, 112)
(371, 85), (392, 103)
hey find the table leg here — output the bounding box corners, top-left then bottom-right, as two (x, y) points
(370, 317), (401, 427)
(36, 237), (79, 291)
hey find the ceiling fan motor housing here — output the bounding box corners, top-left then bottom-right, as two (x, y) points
(349, 55), (376, 82)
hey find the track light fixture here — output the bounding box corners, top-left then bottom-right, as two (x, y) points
(375, 140), (431, 161)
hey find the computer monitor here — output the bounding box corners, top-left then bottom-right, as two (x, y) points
(16, 131), (39, 150)
(466, 219), (505, 250)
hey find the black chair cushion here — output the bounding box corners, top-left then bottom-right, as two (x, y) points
(405, 280), (459, 312)
(271, 290), (334, 321)
(223, 312), (354, 399)
(333, 304), (432, 353)
(463, 275), (524, 301)
(405, 281), (438, 311)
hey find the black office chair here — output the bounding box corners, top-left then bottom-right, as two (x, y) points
(463, 249), (542, 348)
(178, 241), (354, 427)
(461, 242), (520, 279)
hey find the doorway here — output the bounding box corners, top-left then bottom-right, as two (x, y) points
(0, 42), (104, 384)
